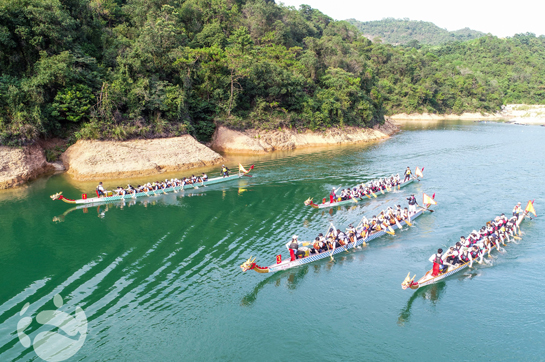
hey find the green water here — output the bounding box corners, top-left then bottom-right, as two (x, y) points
(1, 121), (543, 361)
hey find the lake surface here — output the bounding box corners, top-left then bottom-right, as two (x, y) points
(1, 120), (543, 361)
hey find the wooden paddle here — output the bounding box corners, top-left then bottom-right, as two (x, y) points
(418, 206), (434, 213)
(383, 223), (395, 235)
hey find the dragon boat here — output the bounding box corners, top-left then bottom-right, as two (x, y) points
(401, 200), (536, 290)
(241, 194), (436, 274)
(304, 167), (424, 209)
(50, 164), (254, 205)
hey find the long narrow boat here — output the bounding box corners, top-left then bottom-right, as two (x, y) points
(401, 200), (536, 290)
(304, 167), (424, 209)
(241, 195), (436, 274)
(50, 164), (254, 205)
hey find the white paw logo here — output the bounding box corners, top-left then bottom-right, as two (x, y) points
(17, 294), (88, 362)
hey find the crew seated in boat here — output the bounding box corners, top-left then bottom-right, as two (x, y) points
(336, 229), (348, 245)
(443, 246), (460, 266)
(458, 247), (472, 264)
(201, 173), (208, 182)
(115, 187), (126, 196)
(469, 245), (484, 263)
(346, 224), (356, 242)
(312, 237), (328, 254)
(96, 182), (106, 197)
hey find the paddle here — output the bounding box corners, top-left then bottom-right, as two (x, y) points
(322, 223), (336, 262)
(382, 222), (395, 235)
(394, 217), (403, 230)
(418, 205), (434, 213)
(404, 218), (413, 227)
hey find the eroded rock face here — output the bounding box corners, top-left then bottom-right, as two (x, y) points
(210, 119), (399, 154)
(61, 136), (224, 181)
(0, 145), (54, 189)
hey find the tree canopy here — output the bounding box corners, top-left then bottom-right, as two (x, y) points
(1, 1), (544, 146)
(347, 18), (486, 45)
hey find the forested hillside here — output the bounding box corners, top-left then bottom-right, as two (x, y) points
(1, 1), (544, 146)
(346, 18), (485, 45)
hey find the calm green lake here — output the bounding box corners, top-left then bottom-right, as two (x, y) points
(1, 121), (543, 361)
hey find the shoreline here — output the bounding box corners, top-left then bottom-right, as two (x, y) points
(389, 104), (545, 125)
(209, 119), (399, 154)
(2, 104), (544, 189)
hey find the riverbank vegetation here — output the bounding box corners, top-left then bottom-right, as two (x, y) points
(1, 0), (545, 146)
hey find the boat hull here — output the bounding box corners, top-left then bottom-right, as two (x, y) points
(56, 174), (248, 205)
(265, 209), (425, 273)
(309, 178), (416, 209)
(407, 211), (531, 290)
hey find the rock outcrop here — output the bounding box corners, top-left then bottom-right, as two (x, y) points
(0, 145), (54, 189)
(210, 119), (399, 154)
(61, 136), (224, 181)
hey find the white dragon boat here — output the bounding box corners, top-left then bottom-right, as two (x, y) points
(304, 167), (424, 209)
(50, 164), (254, 205)
(401, 200), (536, 290)
(241, 194), (436, 274)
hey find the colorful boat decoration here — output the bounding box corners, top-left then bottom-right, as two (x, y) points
(401, 200), (536, 290)
(241, 194), (436, 274)
(50, 164), (254, 205)
(304, 167), (424, 209)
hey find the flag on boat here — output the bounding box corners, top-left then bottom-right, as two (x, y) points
(525, 200), (536, 216)
(415, 167), (424, 178)
(423, 193), (437, 205)
(239, 164), (254, 174)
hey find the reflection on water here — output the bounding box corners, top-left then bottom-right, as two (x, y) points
(52, 191), (206, 222)
(240, 267), (309, 307)
(241, 252), (367, 307)
(398, 282), (447, 326)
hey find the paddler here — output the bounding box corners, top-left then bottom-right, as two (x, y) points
(221, 165), (230, 177)
(96, 182), (106, 197)
(512, 202), (522, 217)
(407, 194), (418, 214)
(404, 167), (412, 182)
(312, 237), (322, 254)
(429, 248), (447, 276)
(443, 246), (459, 267)
(458, 247), (472, 266)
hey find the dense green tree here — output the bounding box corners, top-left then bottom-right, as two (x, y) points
(1, 1), (545, 146)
